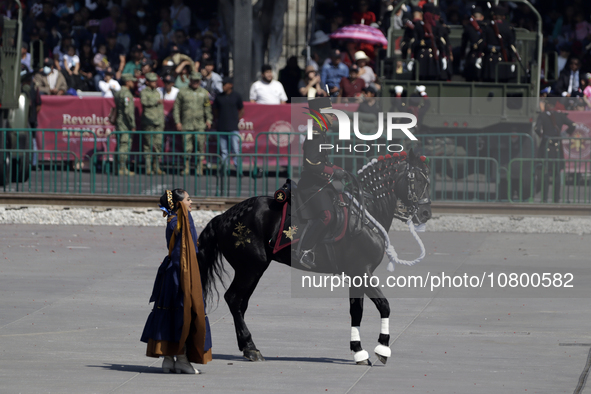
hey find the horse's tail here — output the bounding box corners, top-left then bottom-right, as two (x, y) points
(198, 214), (228, 306)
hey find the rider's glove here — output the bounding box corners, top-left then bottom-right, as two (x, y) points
(475, 57), (482, 69)
(332, 168), (346, 181)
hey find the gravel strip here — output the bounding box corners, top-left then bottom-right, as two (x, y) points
(1, 205), (590, 234)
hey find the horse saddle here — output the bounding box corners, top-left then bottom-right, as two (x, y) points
(270, 179), (349, 256)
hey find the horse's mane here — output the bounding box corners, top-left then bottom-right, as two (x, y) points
(357, 153), (406, 201)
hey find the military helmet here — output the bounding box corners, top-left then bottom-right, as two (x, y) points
(145, 72), (158, 82)
(121, 73), (137, 83)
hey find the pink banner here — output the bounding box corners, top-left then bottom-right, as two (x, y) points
(37, 96), (118, 162)
(36, 97), (302, 166)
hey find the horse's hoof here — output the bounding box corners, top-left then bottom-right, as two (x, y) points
(243, 349), (266, 362)
(354, 350), (370, 365)
(374, 344), (391, 365)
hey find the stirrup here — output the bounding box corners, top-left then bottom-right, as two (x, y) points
(299, 250), (316, 269)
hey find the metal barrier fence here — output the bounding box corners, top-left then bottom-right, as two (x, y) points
(1, 129), (590, 204)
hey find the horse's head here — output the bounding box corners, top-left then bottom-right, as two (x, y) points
(393, 149), (432, 225)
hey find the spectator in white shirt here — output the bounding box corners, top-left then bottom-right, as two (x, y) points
(249, 64), (288, 104)
(62, 45), (81, 90)
(98, 68), (121, 98)
(62, 45), (80, 75)
(158, 74), (180, 100)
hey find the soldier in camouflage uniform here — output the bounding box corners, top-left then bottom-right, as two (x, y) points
(173, 71), (213, 175)
(114, 73), (137, 175)
(141, 72), (165, 175)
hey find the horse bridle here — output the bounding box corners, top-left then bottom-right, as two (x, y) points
(394, 163), (431, 223)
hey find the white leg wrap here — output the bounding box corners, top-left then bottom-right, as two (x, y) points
(381, 318), (389, 335)
(374, 344), (391, 358)
(351, 326), (361, 342)
(354, 350), (370, 363)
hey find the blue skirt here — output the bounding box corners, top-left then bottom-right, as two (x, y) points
(140, 254), (212, 351)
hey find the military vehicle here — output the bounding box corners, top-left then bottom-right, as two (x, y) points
(1, 0), (32, 186)
(379, 0), (547, 200)
(382, 0), (544, 129)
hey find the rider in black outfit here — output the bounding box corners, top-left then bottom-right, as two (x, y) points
(461, 6), (487, 82)
(534, 99), (578, 202)
(482, 6), (516, 83)
(298, 97), (346, 269)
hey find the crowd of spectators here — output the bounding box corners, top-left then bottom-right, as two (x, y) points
(4, 0), (591, 107)
(6, 0), (227, 99)
(299, 0), (591, 108)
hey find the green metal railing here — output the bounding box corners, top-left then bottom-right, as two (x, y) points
(2, 129), (591, 204)
(1, 129), (98, 193)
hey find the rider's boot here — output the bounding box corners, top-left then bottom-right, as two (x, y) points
(299, 214), (332, 269)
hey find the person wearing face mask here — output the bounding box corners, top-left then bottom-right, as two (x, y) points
(34, 58), (68, 95)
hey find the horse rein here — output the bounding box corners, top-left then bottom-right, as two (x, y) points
(394, 163), (430, 224)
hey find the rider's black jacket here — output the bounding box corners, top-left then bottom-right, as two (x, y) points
(297, 124), (343, 219)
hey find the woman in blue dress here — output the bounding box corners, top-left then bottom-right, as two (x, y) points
(141, 189), (212, 374)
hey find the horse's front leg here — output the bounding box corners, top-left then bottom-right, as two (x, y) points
(366, 285), (391, 364)
(349, 288), (370, 365)
(224, 270), (266, 361)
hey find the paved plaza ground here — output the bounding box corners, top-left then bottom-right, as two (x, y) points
(1, 223), (590, 393)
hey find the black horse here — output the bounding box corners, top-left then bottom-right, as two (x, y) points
(197, 150), (432, 364)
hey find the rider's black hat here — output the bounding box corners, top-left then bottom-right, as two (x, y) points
(307, 97), (332, 114)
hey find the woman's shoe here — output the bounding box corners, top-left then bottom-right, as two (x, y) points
(162, 356), (175, 373)
(174, 354), (199, 374)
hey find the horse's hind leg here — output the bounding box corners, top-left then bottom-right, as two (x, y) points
(366, 285), (391, 364)
(349, 289), (371, 365)
(224, 267), (267, 362)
